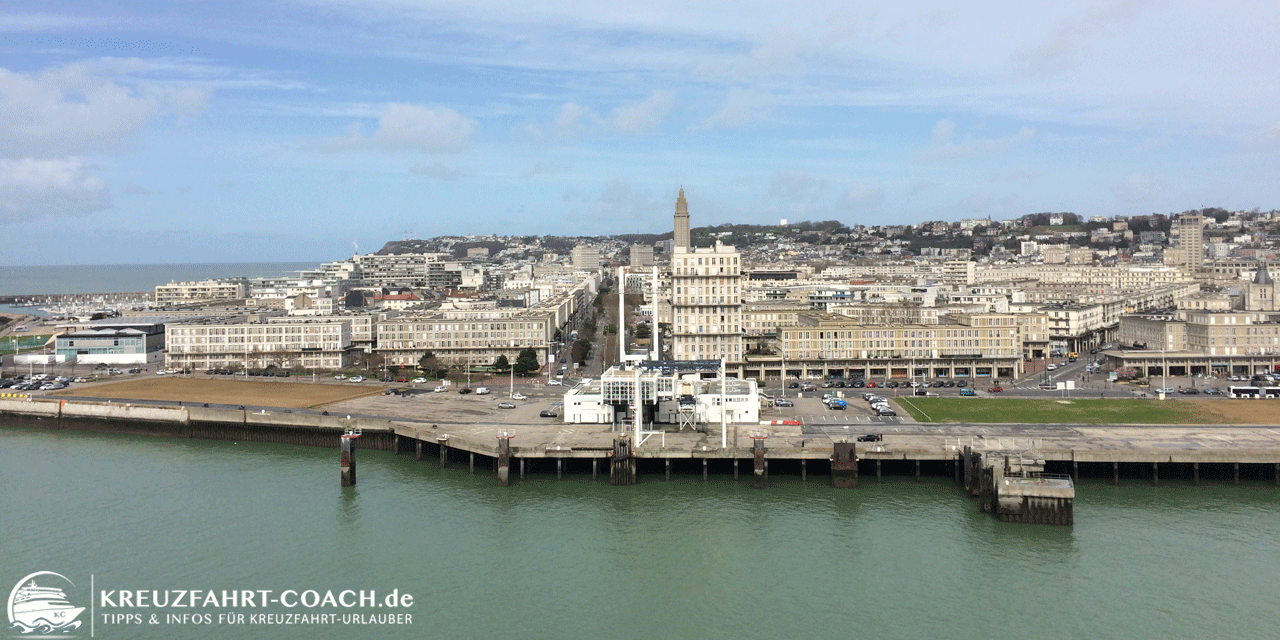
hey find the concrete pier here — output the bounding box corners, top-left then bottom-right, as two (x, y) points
(339, 432), (357, 487)
(830, 441), (858, 488)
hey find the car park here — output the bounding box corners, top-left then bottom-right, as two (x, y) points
(856, 433), (882, 442)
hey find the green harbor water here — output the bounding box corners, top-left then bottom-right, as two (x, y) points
(3, 425), (1278, 640)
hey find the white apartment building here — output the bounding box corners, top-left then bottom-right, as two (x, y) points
(164, 315), (356, 371)
(671, 241), (744, 363)
(155, 280), (246, 306)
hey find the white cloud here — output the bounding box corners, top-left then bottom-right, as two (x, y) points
(374, 103), (475, 152)
(931, 118), (955, 142)
(690, 87), (774, 132)
(0, 157), (111, 222)
(920, 126), (1035, 161)
(0, 61), (209, 158)
(322, 103), (475, 153)
(840, 182), (884, 210)
(608, 90), (675, 135)
(410, 162), (464, 180)
(556, 102), (596, 137)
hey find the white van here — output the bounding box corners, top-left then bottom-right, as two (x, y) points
(475, 387), (491, 395)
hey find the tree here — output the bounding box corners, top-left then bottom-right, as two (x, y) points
(514, 348), (540, 376)
(419, 351), (446, 378)
(572, 339), (592, 365)
(633, 322), (651, 339)
(494, 354), (511, 372)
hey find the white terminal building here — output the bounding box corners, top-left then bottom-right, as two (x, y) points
(562, 360), (759, 427)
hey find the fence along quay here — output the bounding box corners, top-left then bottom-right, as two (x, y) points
(3, 396), (1280, 526)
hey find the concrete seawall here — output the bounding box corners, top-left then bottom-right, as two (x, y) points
(0, 397), (398, 450)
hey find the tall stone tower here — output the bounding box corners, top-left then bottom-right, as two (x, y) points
(673, 188), (690, 250)
(1246, 262), (1275, 311)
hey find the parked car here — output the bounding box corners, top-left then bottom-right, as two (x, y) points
(774, 398), (794, 407)
(988, 386), (1003, 393)
(412, 378), (427, 384)
(497, 402), (516, 409)
(539, 409), (559, 418)
(1203, 387), (1223, 395)
(885, 381), (899, 388)
(856, 433), (883, 442)
(865, 381), (877, 388)
(960, 388), (976, 396)
(458, 388), (473, 394)
(788, 382), (799, 389)
(828, 398), (847, 410)
(546, 379), (562, 386)
(511, 393), (527, 400)
(1178, 387), (1199, 395)
(1155, 387), (1176, 394)
(876, 408), (897, 417)
(433, 385), (447, 393)
(475, 387), (490, 395)
(348, 375), (365, 383)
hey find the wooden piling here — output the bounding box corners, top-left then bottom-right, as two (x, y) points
(665, 458), (671, 481)
(415, 439), (422, 461)
(876, 459), (882, 483)
(703, 458), (708, 481)
(592, 458), (598, 480)
(1234, 462), (1240, 486)
(733, 458), (738, 480)
(1153, 462), (1158, 486)
(1113, 461), (1119, 485)
(915, 459), (921, 482)
(751, 437), (767, 489)
(437, 437), (448, 468)
(1193, 462), (1199, 486)
(801, 458), (807, 482)
(469, 452), (475, 474)
(557, 458), (562, 480)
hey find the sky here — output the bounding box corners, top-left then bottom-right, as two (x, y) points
(2, 0), (1280, 266)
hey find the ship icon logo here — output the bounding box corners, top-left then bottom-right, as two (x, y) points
(6, 572), (84, 635)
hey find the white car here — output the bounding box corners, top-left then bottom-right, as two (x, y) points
(511, 393), (527, 400)
(412, 377), (427, 384)
(546, 379), (562, 386)
(433, 385), (447, 393)
(348, 375), (365, 383)
(1046, 364), (1058, 371)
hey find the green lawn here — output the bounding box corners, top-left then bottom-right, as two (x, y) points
(894, 397), (1225, 424)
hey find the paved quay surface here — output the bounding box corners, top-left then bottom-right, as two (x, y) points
(327, 385), (1280, 462)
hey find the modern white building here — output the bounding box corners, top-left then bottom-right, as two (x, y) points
(562, 361), (759, 426)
